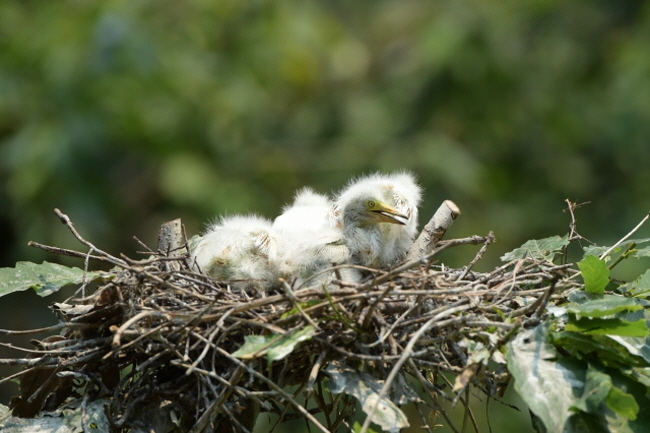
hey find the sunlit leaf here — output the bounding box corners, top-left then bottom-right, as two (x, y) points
(0, 261), (104, 298)
(551, 331), (648, 368)
(632, 246), (650, 259)
(232, 326), (316, 363)
(577, 255), (609, 294)
(606, 386), (639, 421)
(584, 238), (650, 259)
(565, 317), (648, 337)
(566, 295), (643, 318)
(500, 236), (569, 262)
(622, 270), (650, 298)
(606, 336), (650, 364)
(506, 324), (583, 433)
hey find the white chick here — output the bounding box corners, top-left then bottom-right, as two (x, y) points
(271, 188), (358, 288)
(191, 215), (276, 292)
(331, 172), (422, 268)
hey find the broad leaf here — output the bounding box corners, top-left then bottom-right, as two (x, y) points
(565, 318), (648, 337)
(571, 365), (611, 414)
(566, 296), (643, 318)
(584, 238), (650, 259)
(232, 326), (316, 363)
(506, 324), (584, 433)
(0, 261), (103, 298)
(325, 363), (409, 433)
(622, 270), (650, 298)
(551, 331), (648, 368)
(501, 236), (569, 262)
(606, 386), (639, 421)
(632, 246), (650, 259)
(571, 365), (640, 422)
(606, 336), (650, 364)
(577, 255), (609, 294)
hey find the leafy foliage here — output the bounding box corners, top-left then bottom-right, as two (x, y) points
(232, 326), (316, 364)
(0, 261), (103, 297)
(500, 235), (569, 262)
(577, 255), (609, 294)
(503, 231), (650, 433)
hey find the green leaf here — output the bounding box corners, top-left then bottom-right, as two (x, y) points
(232, 326), (316, 363)
(353, 422), (379, 433)
(577, 255), (609, 294)
(551, 331), (647, 368)
(566, 296), (643, 318)
(326, 363), (409, 432)
(506, 324), (584, 433)
(605, 336), (650, 364)
(571, 365), (611, 414)
(622, 270), (650, 298)
(0, 261), (103, 298)
(582, 245), (610, 257)
(501, 235), (570, 262)
(565, 318), (648, 337)
(606, 386), (639, 421)
(584, 238), (650, 259)
(632, 246), (650, 259)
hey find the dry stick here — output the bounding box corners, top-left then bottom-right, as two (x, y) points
(0, 322), (84, 336)
(196, 348), (331, 433)
(187, 364), (246, 433)
(406, 199), (461, 262)
(457, 231), (496, 280)
(599, 211), (650, 260)
(27, 241), (111, 264)
(360, 282), (395, 330)
(357, 235), (489, 292)
(110, 310), (170, 348)
(53, 208), (128, 267)
(280, 280), (319, 329)
(358, 303), (472, 433)
(306, 351), (328, 393)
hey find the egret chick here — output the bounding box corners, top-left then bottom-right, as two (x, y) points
(191, 215), (276, 292)
(331, 172), (422, 268)
(271, 188), (357, 288)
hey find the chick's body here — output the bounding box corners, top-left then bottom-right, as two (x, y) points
(332, 172), (422, 268)
(271, 188), (356, 287)
(191, 215), (275, 291)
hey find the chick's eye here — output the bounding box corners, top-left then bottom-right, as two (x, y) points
(367, 200), (376, 208)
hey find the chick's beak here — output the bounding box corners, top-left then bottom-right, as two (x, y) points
(371, 203), (408, 225)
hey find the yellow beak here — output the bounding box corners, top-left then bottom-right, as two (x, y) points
(371, 202), (408, 225)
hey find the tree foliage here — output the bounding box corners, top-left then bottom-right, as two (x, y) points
(2, 1), (650, 269)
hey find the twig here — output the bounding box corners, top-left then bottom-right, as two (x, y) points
(457, 231), (496, 280)
(53, 208), (128, 267)
(599, 211), (650, 260)
(358, 304), (472, 433)
(280, 279), (320, 329)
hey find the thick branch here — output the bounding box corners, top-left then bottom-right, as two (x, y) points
(406, 200), (461, 262)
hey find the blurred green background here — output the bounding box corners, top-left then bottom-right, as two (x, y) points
(2, 0), (650, 431)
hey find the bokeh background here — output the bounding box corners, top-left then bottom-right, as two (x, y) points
(2, 1), (650, 431)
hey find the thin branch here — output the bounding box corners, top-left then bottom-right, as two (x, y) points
(599, 211), (650, 260)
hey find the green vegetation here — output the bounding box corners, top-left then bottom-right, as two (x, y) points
(2, 1), (650, 432)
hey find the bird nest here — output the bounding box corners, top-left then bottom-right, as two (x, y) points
(1, 208), (581, 433)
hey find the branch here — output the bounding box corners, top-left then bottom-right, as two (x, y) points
(406, 200), (461, 262)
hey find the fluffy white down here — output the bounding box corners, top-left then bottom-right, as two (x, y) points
(331, 172), (422, 267)
(191, 215), (275, 290)
(271, 188), (358, 287)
